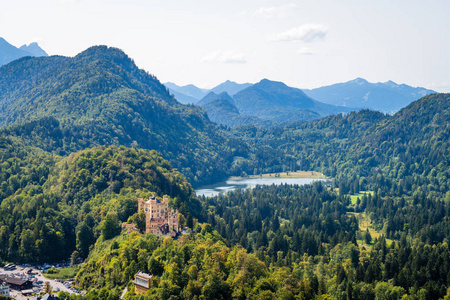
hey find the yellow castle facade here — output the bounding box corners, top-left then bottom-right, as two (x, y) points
(137, 196), (179, 237)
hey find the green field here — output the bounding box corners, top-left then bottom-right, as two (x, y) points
(43, 266), (79, 280)
(349, 211), (393, 247)
(350, 190), (374, 204)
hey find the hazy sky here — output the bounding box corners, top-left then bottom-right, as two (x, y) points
(2, 0), (450, 91)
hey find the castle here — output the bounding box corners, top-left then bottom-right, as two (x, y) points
(137, 196), (179, 237)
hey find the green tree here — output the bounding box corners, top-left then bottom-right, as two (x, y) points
(100, 212), (121, 240)
(76, 222), (95, 258)
(71, 250), (80, 266)
(364, 229), (372, 245)
(134, 210), (146, 233)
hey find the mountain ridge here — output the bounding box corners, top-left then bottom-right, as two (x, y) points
(303, 77), (436, 112)
(232, 78), (350, 122)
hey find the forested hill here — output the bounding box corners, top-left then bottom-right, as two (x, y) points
(0, 45), (175, 123)
(230, 93), (450, 193)
(0, 142), (199, 263)
(0, 46), (239, 186)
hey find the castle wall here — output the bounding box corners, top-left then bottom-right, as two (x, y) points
(138, 196), (179, 236)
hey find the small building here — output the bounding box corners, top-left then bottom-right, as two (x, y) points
(137, 196), (179, 237)
(0, 275), (33, 291)
(40, 293), (61, 300)
(134, 272), (152, 295)
(0, 282), (10, 297)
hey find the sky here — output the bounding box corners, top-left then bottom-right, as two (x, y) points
(1, 0), (450, 92)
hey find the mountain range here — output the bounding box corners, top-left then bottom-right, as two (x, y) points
(0, 44), (445, 186)
(164, 82), (208, 104)
(303, 77), (436, 113)
(164, 80), (251, 104)
(0, 37), (48, 66)
(166, 77), (436, 126)
(196, 79), (352, 127)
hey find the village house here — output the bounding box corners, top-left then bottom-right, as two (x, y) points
(137, 196), (179, 237)
(0, 281), (10, 297)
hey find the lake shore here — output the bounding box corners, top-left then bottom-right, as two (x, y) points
(229, 171), (327, 181)
(195, 173), (329, 197)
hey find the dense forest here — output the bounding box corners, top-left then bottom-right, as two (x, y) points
(0, 47), (449, 299)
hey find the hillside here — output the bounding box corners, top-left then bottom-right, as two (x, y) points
(303, 77), (436, 112)
(0, 46), (240, 186)
(166, 88), (199, 104)
(0, 143), (200, 263)
(230, 93), (450, 192)
(198, 92), (275, 128)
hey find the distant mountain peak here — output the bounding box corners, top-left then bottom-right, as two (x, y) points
(19, 42), (48, 57)
(256, 78), (288, 89)
(198, 91), (234, 107)
(259, 78), (273, 84)
(75, 45), (127, 60)
(1, 37), (48, 66)
(210, 80), (253, 96)
(349, 77), (368, 85)
(217, 91), (231, 98)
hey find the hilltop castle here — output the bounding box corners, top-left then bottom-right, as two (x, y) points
(137, 196), (179, 237)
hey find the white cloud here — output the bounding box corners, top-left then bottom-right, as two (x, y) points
(298, 47), (314, 55)
(202, 51), (247, 64)
(270, 24), (328, 42)
(254, 3), (298, 19)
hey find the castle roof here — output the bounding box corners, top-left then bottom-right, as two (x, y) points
(145, 196), (162, 204)
(136, 272), (153, 280)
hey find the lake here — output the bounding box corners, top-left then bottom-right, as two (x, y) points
(195, 177), (327, 197)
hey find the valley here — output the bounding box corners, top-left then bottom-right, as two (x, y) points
(0, 45), (448, 299)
